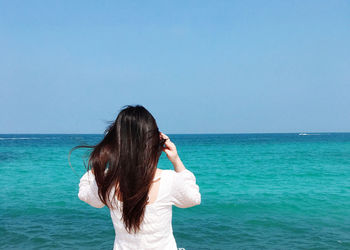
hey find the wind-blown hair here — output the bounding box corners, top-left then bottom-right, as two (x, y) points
(70, 105), (166, 233)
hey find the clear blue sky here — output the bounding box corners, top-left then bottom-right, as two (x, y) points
(1, 0), (349, 134)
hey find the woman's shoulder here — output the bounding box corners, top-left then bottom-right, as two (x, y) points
(160, 168), (201, 208)
(159, 168), (190, 176)
(159, 169), (174, 174)
(162, 168), (194, 176)
(160, 169), (196, 182)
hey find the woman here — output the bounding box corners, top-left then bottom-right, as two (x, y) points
(73, 105), (201, 250)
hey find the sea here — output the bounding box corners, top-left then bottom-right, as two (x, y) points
(0, 133), (349, 250)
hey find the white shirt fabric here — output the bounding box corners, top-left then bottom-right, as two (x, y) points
(78, 168), (201, 250)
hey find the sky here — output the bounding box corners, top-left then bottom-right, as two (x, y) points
(1, 0), (349, 134)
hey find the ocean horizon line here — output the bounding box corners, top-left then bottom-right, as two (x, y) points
(1, 131), (350, 135)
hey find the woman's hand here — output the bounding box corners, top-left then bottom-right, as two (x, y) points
(160, 132), (186, 172)
(160, 132), (178, 162)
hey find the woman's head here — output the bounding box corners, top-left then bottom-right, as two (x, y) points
(105, 104), (164, 171)
(70, 105), (166, 233)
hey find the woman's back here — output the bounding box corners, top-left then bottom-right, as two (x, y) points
(78, 168), (201, 250)
(74, 105), (201, 249)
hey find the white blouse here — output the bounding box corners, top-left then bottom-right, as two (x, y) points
(78, 168), (201, 250)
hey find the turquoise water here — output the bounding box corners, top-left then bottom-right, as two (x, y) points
(1, 133), (350, 249)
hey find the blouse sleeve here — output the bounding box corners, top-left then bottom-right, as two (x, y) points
(78, 170), (105, 208)
(170, 169), (201, 208)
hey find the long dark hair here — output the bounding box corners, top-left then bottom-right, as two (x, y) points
(69, 105), (166, 233)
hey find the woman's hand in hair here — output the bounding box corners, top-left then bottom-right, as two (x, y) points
(160, 132), (186, 172)
(160, 132), (177, 161)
